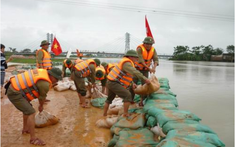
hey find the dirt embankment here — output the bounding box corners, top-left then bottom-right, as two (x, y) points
(1, 90), (111, 147)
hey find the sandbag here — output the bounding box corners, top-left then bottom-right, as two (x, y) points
(108, 135), (119, 147)
(54, 77), (73, 91)
(116, 128), (158, 147)
(108, 106), (123, 115)
(111, 111), (146, 135)
(146, 116), (157, 127)
(150, 93), (177, 101)
(96, 115), (118, 128)
(109, 98), (123, 108)
(134, 74), (160, 95)
(144, 101), (177, 113)
(91, 97), (107, 108)
(92, 88), (107, 99)
(152, 110), (201, 127)
(35, 111), (59, 128)
(157, 137), (217, 147)
(162, 120), (215, 134)
(133, 94), (141, 103)
(145, 99), (178, 107)
(166, 130), (225, 147)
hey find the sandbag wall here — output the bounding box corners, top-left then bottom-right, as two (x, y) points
(108, 78), (225, 147)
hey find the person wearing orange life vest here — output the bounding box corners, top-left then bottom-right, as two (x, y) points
(134, 37), (159, 106)
(36, 40), (52, 70)
(72, 58), (101, 108)
(62, 58), (74, 78)
(103, 50), (150, 117)
(97, 62), (117, 94)
(5, 68), (62, 146)
(95, 65), (107, 94)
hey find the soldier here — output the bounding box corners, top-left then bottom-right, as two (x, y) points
(72, 58), (101, 108)
(97, 62), (117, 94)
(36, 40), (52, 70)
(103, 50), (150, 117)
(61, 58), (73, 78)
(5, 68), (62, 146)
(134, 37), (159, 106)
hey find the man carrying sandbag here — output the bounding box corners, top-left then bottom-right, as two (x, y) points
(72, 58), (100, 108)
(134, 37), (159, 106)
(103, 50), (150, 117)
(5, 68), (62, 146)
(61, 58), (73, 78)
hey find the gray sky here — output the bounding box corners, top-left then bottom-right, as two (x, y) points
(1, 0), (234, 54)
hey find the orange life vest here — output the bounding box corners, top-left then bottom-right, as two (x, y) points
(63, 59), (73, 68)
(95, 66), (106, 80)
(135, 44), (155, 70)
(75, 58), (83, 64)
(106, 63), (117, 75)
(10, 69), (52, 101)
(74, 59), (96, 77)
(107, 57), (134, 88)
(36, 49), (52, 70)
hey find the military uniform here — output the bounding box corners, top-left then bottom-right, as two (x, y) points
(106, 61), (147, 104)
(72, 59), (100, 96)
(134, 37), (159, 100)
(106, 50), (147, 104)
(62, 59), (73, 77)
(6, 68), (62, 115)
(36, 40), (52, 70)
(72, 64), (96, 96)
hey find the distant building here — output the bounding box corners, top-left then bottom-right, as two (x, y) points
(211, 53), (234, 62)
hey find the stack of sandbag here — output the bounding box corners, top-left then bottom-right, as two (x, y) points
(134, 74), (160, 95)
(96, 115), (119, 128)
(54, 77), (76, 91)
(140, 78), (225, 147)
(108, 108), (158, 147)
(35, 111), (59, 128)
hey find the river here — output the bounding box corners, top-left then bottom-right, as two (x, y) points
(100, 58), (234, 146)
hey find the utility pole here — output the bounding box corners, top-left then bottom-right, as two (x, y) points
(125, 32), (130, 53)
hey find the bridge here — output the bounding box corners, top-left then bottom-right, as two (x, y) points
(12, 33), (173, 59)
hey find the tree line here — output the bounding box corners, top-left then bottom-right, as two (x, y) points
(170, 45), (234, 61)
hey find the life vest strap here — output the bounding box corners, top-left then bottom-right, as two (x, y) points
(14, 75), (28, 100)
(21, 73), (37, 99)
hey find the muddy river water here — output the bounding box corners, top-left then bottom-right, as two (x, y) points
(1, 59), (234, 147)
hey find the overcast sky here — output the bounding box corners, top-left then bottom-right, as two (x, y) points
(1, 0), (234, 54)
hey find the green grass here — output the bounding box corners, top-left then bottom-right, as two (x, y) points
(8, 58), (64, 64)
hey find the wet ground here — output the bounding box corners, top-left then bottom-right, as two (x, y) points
(1, 90), (111, 147)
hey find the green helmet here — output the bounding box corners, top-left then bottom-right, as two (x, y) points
(101, 62), (108, 67)
(143, 37), (154, 44)
(96, 70), (104, 78)
(124, 50), (139, 58)
(48, 68), (62, 80)
(66, 59), (72, 65)
(94, 58), (101, 66)
(40, 40), (50, 47)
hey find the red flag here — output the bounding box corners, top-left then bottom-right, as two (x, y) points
(51, 37), (62, 55)
(145, 15), (154, 42)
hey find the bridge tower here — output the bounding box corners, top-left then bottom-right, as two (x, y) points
(47, 33), (54, 44)
(125, 32), (130, 53)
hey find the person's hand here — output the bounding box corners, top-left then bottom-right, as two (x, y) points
(145, 79), (151, 84)
(132, 83), (137, 89)
(38, 105), (43, 112)
(9, 56), (13, 61)
(61, 72), (64, 78)
(92, 83), (97, 89)
(149, 68), (155, 73)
